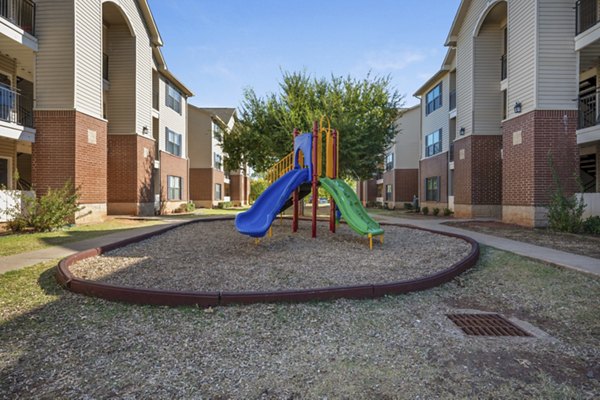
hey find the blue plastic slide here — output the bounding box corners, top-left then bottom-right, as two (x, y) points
(235, 168), (310, 237)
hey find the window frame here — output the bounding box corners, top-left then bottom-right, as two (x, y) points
(215, 183), (222, 201)
(166, 128), (182, 157)
(425, 129), (442, 157)
(165, 83), (182, 114)
(167, 175), (182, 201)
(425, 82), (443, 115)
(214, 152), (223, 171)
(425, 176), (440, 202)
(0, 156), (12, 189)
(385, 152), (394, 171)
(385, 184), (393, 202)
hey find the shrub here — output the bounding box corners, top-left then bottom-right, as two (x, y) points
(403, 203), (413, 211)
(583, 216), (600, 235)
(250, 178), (269, 202)
(180, 202), (195, 213)
(217, 201), (233, 209)
(443, 208), (454, 217)
(432, 207), (440, 216)
(8, 181), (81, 232)
(546, 157), (585, 233)
(422, 206), (429, 215)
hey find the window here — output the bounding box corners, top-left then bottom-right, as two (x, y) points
(425, 177), (440, 202)
(212, 122), (223, 142)
(385, 153), (394, 171)
(502, 90), (507, 120)
(214, 152), (223, 171)
(385, 184), (393, 202)
(166, 129), (182, 156)
(426, 83), (443, 115)
(215, 183), (222, 200)
(167, 176), (182, 200)
(425, 129), (442, 157)
(166, 83), (182, 114)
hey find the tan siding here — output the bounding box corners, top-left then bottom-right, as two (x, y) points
(507, 0), (536, 118)
(74, 0), (103, 118)
(0, 138), (17, 188)
(106, 24), (136, 134)
(35, 0), (74, 109)
(0, 55), (16, 82)
(421, 74), (450, 158)
(473, 23), (503, 135)
(536, 0), (578, 110)
(188, 106), (213, 169)
(394, 106), (421, 169)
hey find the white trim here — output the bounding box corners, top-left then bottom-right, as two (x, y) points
(0, 17), (38, 51)
(575, 23), (600, 52)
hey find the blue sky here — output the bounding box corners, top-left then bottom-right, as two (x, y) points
(148, 0), (461, 109)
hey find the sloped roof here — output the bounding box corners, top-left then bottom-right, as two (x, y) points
(413, 48), (455, 96)
(200, 107), (237, 125)
(445, 0), (471, 46)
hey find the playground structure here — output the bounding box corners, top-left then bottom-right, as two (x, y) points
(235, 120), (384, 249)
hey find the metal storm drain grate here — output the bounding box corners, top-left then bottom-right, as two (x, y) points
(447, 313), (532, 337)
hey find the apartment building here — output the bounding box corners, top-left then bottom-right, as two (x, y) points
(188, 106), (249, 208)
(0, 0), (192, 222)
(357, 106), (421, 208)
(415, 0), (599, 226)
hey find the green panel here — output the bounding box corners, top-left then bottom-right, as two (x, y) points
(319, 177), (384, 237)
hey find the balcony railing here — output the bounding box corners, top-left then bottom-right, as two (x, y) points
(576, 0), (599, 35)
(449, 142), (454, 162)
(0, 0), (35, 35)
(102, 53), (109, 81)
(500, 54), (507, 81)
(152, 90), (159, 110)
(449, 89), (456, 111)
(578, 91), (599, 129)
(0, 83), (34, 128)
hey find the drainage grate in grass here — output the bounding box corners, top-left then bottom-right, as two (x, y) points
(447, 313), (532, 337)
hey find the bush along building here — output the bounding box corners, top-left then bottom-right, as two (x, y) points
(0, 0), (193, 222)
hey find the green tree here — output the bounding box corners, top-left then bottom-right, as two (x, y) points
(223, 71), (403, 179)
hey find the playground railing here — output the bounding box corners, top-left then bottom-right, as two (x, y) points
(266, 151), (294, 184)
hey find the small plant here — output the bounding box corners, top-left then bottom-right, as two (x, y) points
(443, 208), (454, 217)
(403, 203), (413, 211)
(422, 206), (429, 215)
(432, 207), (440, 216)
(179, 202), (195, 213)
(8, 180), (81, 232)
(583, 216), (600, 235)
(546, 156), (585, 233)
(217, 201), (233, 209)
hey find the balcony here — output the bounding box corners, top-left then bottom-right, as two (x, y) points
(102, 53), (109, 81)
(578, 91), (599, 130)
(500, 54), (507, 81)
(0, 83), (34, 129)
(576, 0), (598, 35)
(449, 142), (454, 163)
(0, 0), (35, 35)
(152, 90), (159, 110)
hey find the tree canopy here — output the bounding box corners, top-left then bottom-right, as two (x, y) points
(223, 71), (404, 180)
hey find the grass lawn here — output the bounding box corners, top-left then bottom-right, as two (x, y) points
(160, 207), (249, 220)
(368, 207), (450, 220)
(0, 247), (598, 398)
(0, 219), (162, 257)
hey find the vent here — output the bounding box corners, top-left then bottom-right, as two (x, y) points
(447, 313), (532, 337)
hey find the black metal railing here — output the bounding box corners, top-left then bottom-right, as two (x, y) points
(449, 142), (455, 162)
(449, 89), (456, 111)
(500, 54), (507, 80)
(103, 53), (109, 81)
(578, 91), (599, 129)
(0, 83), (34, 128)
(0, 0), (35, 35)
(576, 0), (598, 35)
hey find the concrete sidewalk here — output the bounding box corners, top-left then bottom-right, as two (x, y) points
(0, 219), (189, 275)
(374, 214), (600, 277)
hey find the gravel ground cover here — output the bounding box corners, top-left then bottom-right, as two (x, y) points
(1, 247), (599, 398)
(444, 220), (600, 259)
(69, 220), (472, 292)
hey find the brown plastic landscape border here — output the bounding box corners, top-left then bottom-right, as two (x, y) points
(56, 217), (480, 307)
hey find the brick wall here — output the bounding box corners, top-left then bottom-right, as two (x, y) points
(160, 151), (188, 202)
(395, 169), (419, 203)
(190, 168), (212, 202)
(454, 135), (502, 206)
(419, 151), (448, 205)
(230, 173), (248, 205)
(32, 110), (107, 205)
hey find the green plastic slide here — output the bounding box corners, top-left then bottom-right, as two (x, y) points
(319, 177), (384, 237)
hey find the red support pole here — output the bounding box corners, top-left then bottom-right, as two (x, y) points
(292, 128), (299, 233)
(330, 129), (337, 233)
(312, 120), (318, 238)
